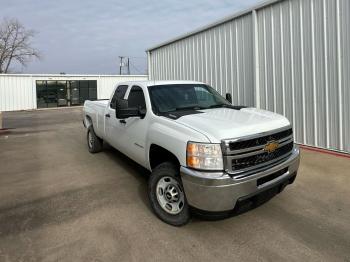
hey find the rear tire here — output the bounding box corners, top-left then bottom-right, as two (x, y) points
(148, 162), (190, 226)
(87, 126), (103, 153)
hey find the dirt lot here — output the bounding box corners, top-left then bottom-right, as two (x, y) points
(0, 108), (349, 262)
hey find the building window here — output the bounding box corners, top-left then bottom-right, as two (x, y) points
(36, 80), (97, 108)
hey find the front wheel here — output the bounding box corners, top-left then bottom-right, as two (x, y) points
(148, 162), (190, 226)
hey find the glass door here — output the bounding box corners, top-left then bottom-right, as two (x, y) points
(57, 81), (68, 106)
(46, 81), (58, 107)
(36, 81), (47, 108)
(69, 81), (80, 105)
(36, 80), (97, 108)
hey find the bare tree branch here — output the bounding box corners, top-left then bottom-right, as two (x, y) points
(0, 18), (40, 73)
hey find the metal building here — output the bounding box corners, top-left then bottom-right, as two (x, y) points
(147, 0), (350, 154)
(0, 74), (148, 112)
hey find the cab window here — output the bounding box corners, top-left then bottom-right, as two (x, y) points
(127, 86), (146, 111)
(110, 85), (128, 109)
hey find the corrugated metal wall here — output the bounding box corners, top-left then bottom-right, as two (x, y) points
(0, 74), (148, 112)
(149, 14), (255, 106)
(256, 0), (349, 152)
(147, 0), (349, 153)
(0, 75), (36, 112)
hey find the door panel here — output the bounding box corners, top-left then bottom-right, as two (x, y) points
(105, 85), (129, 152)
(119, 86), (149, 166)
(79, 81), (89, 104)
(57, 81), (67, 106)
(46, 81), (58, 107)
(36, 81), (47, 108)
(70, 81), (80, 105)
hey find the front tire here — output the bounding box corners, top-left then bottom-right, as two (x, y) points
(148, 162), (190, 226)
(87, 126), (103, 153)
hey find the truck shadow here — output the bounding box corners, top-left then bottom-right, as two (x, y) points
(102, 144), (151, 210)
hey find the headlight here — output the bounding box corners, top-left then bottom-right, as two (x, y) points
(186, 142), (223, 170)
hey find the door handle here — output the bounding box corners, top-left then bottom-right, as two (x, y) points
(119, 119), (126, 124)
(105, 113), (110, 118)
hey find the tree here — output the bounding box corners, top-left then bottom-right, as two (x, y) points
(0, 18), (40, 73)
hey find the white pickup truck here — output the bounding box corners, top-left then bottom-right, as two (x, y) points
(83, 80), (300, 226)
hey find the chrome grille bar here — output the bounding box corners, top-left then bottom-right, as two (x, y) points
(221, 125), (292, 155)
(221, 126), (294, 178)
(228, 135), (293, 158)
(228, 151), (293, 179)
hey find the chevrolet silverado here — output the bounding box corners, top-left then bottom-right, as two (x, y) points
(83, 81), (300, 226)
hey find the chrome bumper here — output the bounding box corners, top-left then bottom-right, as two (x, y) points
(180, 145), (300, 212)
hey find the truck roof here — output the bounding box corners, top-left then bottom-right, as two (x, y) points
(117, 80), (206, 87)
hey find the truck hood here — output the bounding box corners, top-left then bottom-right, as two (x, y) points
(175, 108), (291, 143)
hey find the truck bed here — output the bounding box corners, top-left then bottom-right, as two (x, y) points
(84, 100), (109, 139)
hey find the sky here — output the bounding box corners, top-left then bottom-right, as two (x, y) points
(1, 0), (260, 75)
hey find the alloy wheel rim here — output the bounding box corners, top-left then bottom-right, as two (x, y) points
(156, 176), (185, 215)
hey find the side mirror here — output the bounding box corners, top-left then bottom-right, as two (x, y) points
(116, 98), (145, 119)
(116, 98), (128, 111)
(226, 93), (232, 104)
(138, 108), (146, 119)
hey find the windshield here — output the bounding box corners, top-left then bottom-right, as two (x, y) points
(148, 84), (231, 113)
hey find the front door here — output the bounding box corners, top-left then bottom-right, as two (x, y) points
(105, 85), (129, 151)
(119, 85), (148, 166)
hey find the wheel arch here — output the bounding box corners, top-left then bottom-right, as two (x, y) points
(84, 115), (93, 128)
(149, 144), (181, 171)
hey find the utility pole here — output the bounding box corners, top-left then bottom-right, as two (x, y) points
(119, 56), (124, 75)
(127, 58), (130, 75)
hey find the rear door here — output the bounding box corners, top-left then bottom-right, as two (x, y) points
(105, 85), (129, 150)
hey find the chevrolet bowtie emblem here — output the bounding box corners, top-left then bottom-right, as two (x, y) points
(264, 141), (279, 153)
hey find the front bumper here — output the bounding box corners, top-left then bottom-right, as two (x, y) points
(180, 145), (300, 212)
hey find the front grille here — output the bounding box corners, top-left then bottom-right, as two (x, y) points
(222, 127), (294, 177)
(231, 142), (293, 171)
(229, 128), (292, 151)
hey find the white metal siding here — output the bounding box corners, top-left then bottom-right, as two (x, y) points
(0, 75), (36, 111)
(147, 0), (350, 154)
(0, 74), (147, 112)
(96, 75), (149, 99)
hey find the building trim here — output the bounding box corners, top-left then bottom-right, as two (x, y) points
(0, 74), (147, 77)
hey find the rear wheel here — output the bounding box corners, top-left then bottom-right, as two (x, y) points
(148, 162), (190, 226)
(87, 126), (103, 153)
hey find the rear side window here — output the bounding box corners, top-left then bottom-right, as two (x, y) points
(127, 86), (146, 110)
(110, 85), (128, 109)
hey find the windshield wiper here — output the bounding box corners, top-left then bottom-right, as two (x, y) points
(207, 104), (232, 109)
(174, 105), (205, 111)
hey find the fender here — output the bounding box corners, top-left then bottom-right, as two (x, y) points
(146, 118), (210, 169)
